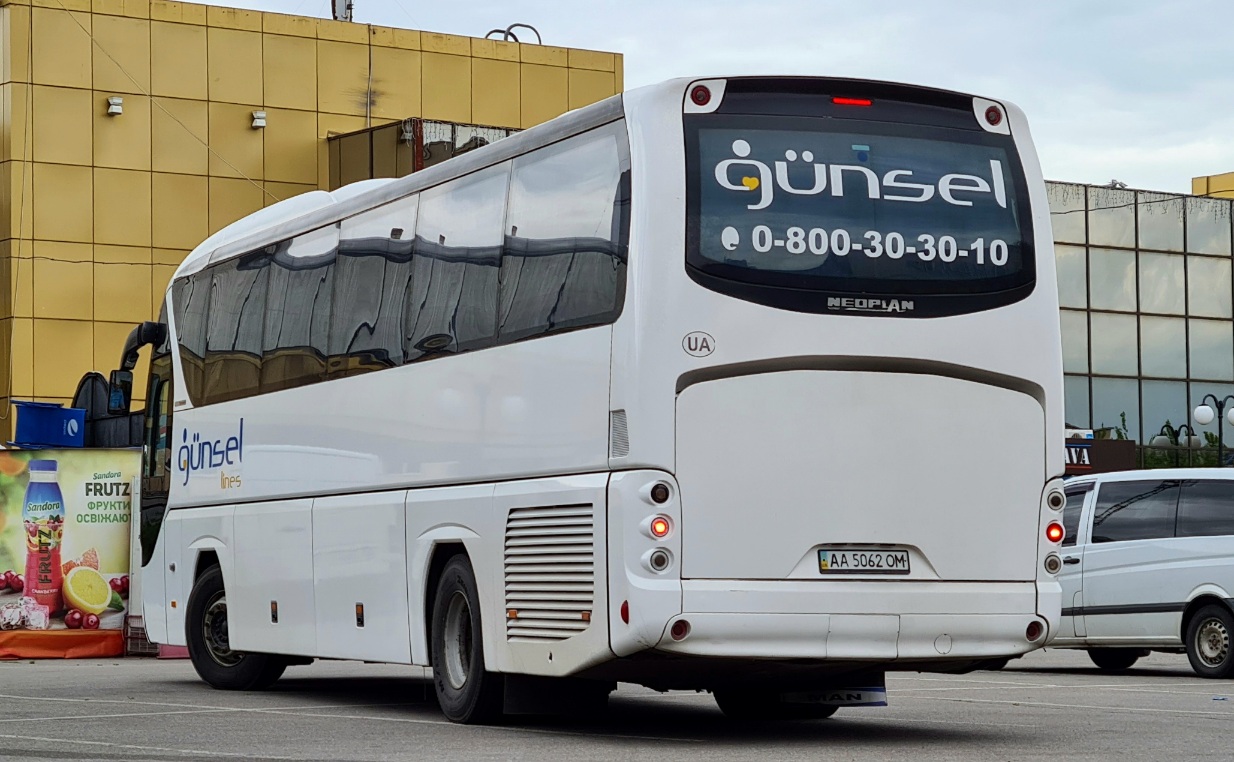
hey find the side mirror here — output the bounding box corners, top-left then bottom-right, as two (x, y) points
(108, 370), (134, 415)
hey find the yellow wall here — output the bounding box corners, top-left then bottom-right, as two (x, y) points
(0, 0), (621, 439)
(1194, 172), (1234, 200)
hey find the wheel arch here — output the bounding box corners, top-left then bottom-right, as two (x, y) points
(188, 537), (229, 589)
(408, 526), (481, 665)
(1181, 593), (1234, 642)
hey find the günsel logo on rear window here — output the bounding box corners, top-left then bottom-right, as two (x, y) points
(693, 126), (1025, 288)
(714, 138), (1008, 212)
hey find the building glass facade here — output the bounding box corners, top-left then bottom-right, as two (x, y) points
(1049, 181), (1234, 464)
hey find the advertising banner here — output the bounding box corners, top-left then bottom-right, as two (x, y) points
(0, 448), (141, 658)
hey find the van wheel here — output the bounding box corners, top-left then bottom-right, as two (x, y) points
(1087, 647), (1141, 672)
(186, 565), (286, 690)
(1186, 604), (1234, 678)
(713, 690), (838, 721)
(430, 555), (504, 724)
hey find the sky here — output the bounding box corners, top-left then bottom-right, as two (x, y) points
(211, 0), (1233, 194)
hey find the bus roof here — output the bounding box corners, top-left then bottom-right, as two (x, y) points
(175, 91), (628, 281)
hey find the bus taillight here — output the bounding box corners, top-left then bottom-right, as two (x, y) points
(985, 105), (1004, 126)
(690, 85), (711, 107)
(650, 516), (671, 538)
(1046, 522), (1065, 544)
(833, 96), (872, 106)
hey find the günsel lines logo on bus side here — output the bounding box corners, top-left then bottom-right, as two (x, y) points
(178, 418), (245, 489)
(714, 139), (1008, 212)
(683, 331), (715, 357)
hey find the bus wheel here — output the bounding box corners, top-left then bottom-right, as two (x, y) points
(185, 565), (286, 690)
(713, 690), (838, 721)
(1186, 604), (1234, 678)
(430, 555), (504, 724)
(1087, 647), (1142, 672)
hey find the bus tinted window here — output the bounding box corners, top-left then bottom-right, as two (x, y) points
(173, 274), (209, 405)
(171, 122), (629, 407)
(332, 198), (418, 377)
(499, 123), (629, 342)
(1091, 480), (1180, 543)
(262, 226), (337, 393)
(1177, 480), (1234, 538)
(406, 162), (508, 358)
(202, 253), (268, 405)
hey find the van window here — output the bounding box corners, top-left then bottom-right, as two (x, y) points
(1062, 489), (1087, 547)
(1177, 479), (1234, 538)
(1091, 480), (1180, 543)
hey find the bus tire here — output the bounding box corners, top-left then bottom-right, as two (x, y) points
(1087, 647), (1141, 672)
(186, 565), (286, 690)
(1185, 604), (1234, 679)
(713, 690), (838, 721)
(430, 555), (504, 724)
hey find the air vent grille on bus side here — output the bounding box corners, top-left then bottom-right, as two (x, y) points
(504, 504), (595, 642)
(609, 410), (630, 458)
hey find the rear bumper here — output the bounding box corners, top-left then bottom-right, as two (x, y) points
(649, 580), (1052, 662)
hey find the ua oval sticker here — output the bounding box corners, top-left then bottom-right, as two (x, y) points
(683, 332), (715, 357)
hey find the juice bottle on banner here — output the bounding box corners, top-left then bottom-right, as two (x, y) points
(23, 460), (65, 614)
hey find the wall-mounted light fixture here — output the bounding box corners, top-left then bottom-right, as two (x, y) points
(106, 96), (124, 116)
(251, 110), (267, 129)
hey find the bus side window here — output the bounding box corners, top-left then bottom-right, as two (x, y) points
(498, 122), (630, 343)
(172, 275), (209, 406)
(203, 253), (269, 405)
(405, 162), (509, 360)
(331, 197), (418, 378)
(262, 227), (337, 394)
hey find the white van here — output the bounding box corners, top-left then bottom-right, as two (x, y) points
(1049, 469), (1234, 677)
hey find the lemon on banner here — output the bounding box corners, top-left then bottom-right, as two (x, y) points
(63, 567), (111, 615)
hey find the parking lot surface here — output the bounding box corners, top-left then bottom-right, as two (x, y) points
(1, 648), (1231, 761)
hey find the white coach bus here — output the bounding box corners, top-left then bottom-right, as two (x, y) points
(125, 76), (1066, 723)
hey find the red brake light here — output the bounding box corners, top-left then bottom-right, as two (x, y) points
(620, 600), (629, 624)
(650, 516), (671, 538)
(1046, 522), (1065, 543)
(985, 105), (1004, 126)
(833, 97), (872, 107)
(670, 619), (691, 641)
(1026, 621), (1044, 641)
(690, 85), (711, 107)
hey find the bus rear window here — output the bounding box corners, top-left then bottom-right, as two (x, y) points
(685, 115), (1036, 316)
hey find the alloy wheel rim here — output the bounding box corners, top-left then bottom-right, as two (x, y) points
(443, 591), (473, 691)
(1196, 618), (1230, 668)
(203, 591), (242, 667)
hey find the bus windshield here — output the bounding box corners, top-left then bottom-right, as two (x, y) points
(686, 113), (1036, 312)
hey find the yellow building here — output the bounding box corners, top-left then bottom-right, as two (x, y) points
(1194, 173), (1234, 200)
(0, 0), (622, 439)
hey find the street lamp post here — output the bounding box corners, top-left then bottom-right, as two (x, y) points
(1193, 394), (1234, 467)
(1149, 423), (1201, 467)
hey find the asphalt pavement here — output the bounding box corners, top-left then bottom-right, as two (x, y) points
(0, 647), (1231, 761)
